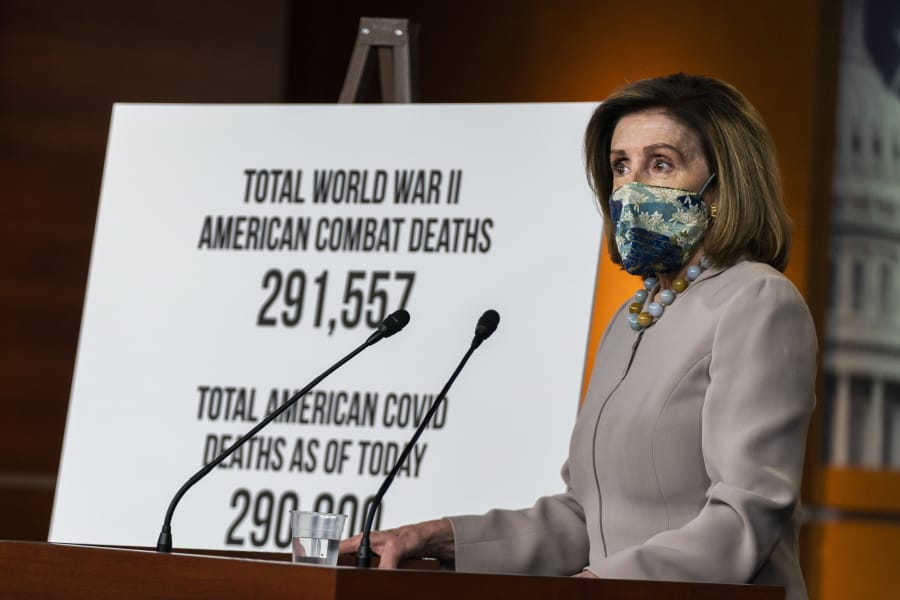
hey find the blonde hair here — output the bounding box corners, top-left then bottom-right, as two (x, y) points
(584, 73), (791, 272)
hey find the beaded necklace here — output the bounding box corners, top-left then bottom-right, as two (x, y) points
(627, 256), (711, 331)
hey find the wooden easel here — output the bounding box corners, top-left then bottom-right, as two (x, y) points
(339, 17), (419, 103)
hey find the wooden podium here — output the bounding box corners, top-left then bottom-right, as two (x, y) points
(0, 541), (784, 599)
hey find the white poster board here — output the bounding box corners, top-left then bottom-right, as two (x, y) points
(50, 103), (601, 552)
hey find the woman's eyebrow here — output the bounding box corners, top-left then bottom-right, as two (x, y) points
(643, 143), (686, 160)
(609, 143), (688, 161)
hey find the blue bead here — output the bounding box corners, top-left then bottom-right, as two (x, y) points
(628, 313), (642, 330)
(634, 289), (648, 303)
(643, 276), (658, 291)
(660, 289), (676, 305)
(700, 256), (711, 269)
(686, 265), (701, 281)
(648, 302), (664, 318)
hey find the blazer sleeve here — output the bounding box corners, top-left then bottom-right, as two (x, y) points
(447, 459), (590, 576)
(586, 274), (817, 582)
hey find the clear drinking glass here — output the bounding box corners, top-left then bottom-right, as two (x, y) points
(290, 510), (347, 565)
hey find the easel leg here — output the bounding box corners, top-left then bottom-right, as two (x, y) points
(339, 17), (419, 104)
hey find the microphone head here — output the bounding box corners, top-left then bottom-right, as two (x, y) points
(474, 309), (500, 341)
(380, 309), (411, 338)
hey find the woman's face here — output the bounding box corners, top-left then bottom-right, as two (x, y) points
(609, 108), (713, 195)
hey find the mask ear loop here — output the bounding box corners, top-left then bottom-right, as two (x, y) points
(698, 171), (717, 197)
(697, 171), (716, 196)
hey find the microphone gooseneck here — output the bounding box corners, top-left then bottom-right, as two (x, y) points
(155, 309), (411, 553)
(356, 309), (499, 567)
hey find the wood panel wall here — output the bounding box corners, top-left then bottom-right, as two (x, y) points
(5, 0), (893, 597)
(0, 0), (288, 538)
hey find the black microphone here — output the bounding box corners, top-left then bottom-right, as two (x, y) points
(156, 309), (411, 553)
(367, 308), (410, 344)
(471, 309), (499, 349)
(356, 309), (500, 568)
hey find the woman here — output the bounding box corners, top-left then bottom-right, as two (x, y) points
(341, 74), (817, 600)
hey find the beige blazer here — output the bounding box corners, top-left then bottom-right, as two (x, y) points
(449, 261), (817, 600)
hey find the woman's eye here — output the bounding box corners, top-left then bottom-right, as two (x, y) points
(612, 161), (628, 175)
(651, 159), (672, 172)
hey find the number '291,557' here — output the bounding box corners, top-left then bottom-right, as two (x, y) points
(257, 270), (415, 333)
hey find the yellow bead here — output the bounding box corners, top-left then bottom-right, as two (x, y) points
(629, 302), (643, 314)
(672, 278), (688, 293)
(637, 312), (652, 327)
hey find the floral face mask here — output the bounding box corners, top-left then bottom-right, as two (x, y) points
(608, 173), (716, 276)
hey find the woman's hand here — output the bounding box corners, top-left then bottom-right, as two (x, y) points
(339, 518), (455, 569)
(572, 569), (598, 578)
